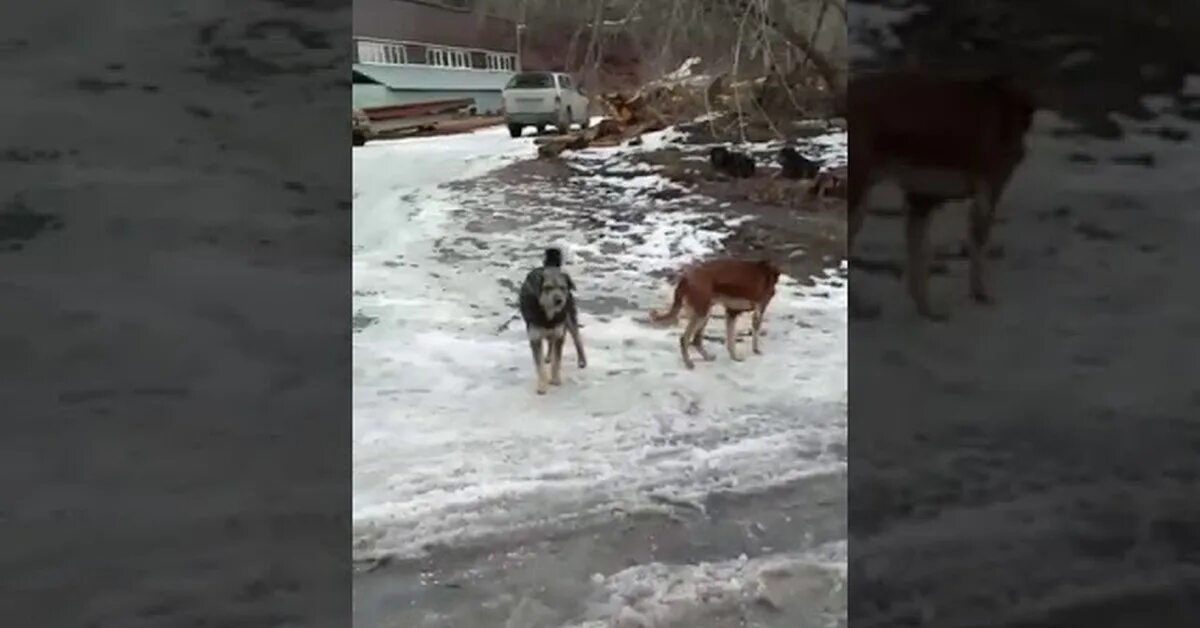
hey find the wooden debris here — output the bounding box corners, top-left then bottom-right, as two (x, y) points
(536, 133), (589, 159)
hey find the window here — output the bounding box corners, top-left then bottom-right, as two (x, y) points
(406, 45), (427, 64)
(426, 48), (471, 69)
(357, 41), (383, 64)
(486, 53), (515, 71)
(506, 72), (554, 89)
(558, 75), (573, 89)
(361, 40), (511, 71)
(357, 40), (406, 66)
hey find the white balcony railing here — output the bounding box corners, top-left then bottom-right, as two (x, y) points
(355, 37), (516, 72)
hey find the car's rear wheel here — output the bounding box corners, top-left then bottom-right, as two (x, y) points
(536, 124), (548, 135)
(507, 123), (523, 138)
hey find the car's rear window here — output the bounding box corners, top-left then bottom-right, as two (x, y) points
(506, 73), (554, 89)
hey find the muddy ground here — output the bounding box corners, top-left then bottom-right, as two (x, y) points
(355, 471), (846, 628)
(494, 140), (847, 287)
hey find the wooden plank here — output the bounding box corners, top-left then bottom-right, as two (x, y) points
(362, 98), (475, 122)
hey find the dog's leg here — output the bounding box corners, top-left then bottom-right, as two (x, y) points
(528, 331), (549, 394)
(725, 309), (744, 361)
(691, 313), (715, 362)
(904, 198), (946, 321)
(968, 182), (997, 304)
(549, 330), (565, 386)
(750, 306), (764, 355)
(679, 315), (696, 370)
(568, 310), (587, 368)
(544, 313), (585, 368)
(680, 313), (709, 370)
(570, 325), (586, 368)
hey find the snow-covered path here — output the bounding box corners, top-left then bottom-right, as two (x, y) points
(352, 126), (847, 560)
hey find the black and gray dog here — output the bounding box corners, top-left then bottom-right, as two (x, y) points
(518, 247), (587, 394)
(777, 146), (821, 179)
(709, 146), (756, 179)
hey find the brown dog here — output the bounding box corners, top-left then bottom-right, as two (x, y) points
(848, 72), (1035, 320)
(650, 258), (782, 369)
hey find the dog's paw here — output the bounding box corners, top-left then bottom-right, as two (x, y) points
(577, 358), (587, 369)
(683, 360), (696, 370)
(549, 375), (562, 386)
(730, 354), (745, 362)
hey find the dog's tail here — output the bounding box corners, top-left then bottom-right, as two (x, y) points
(649, 277), (687, 324)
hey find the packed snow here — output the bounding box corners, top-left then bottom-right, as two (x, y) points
(568, 541), (846, 628)
(353, 125), (847, 560)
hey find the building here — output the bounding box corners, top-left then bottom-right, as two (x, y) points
(352, 0), (520, 114)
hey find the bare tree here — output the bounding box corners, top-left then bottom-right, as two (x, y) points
(477, 0), (844, 92)
(475, 0), (846, 140)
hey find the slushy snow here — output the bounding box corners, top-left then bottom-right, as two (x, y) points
(353, 125), (847, 560)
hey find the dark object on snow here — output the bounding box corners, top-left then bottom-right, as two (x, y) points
(778, 146), (820, 179)
(709, 146), (756, 178)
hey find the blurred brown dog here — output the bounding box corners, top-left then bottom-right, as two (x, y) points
(650, 258), (782, 369)
(848, 72), (1035, 320)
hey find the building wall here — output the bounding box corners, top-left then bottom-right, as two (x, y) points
(352, 84), (504, 114)
(353, 0), (519, 110)
(353, 63), (512, 114)
(354, 0), (517, 53)
(353, 83), (402, 110)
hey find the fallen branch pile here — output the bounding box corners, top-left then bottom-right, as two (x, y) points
(535, 58), (837, 160)
(534, 74), (698, 159)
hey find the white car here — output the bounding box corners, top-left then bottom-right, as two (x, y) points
(502, 71), (590, 138)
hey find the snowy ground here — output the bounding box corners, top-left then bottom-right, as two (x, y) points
(2, 4), (351, 627)
(850, 90), (1200, 628)
(849, 1), (1200, 625)
(352, 125), (847, 625)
